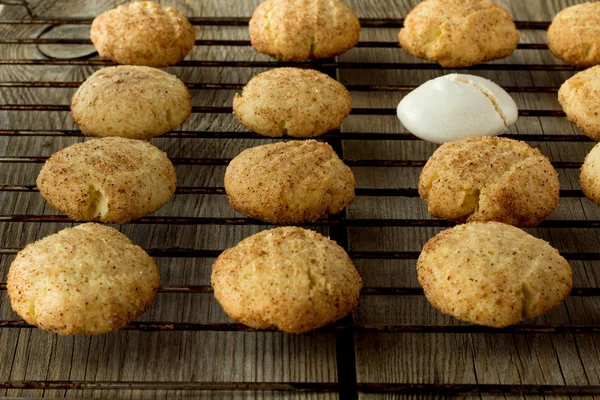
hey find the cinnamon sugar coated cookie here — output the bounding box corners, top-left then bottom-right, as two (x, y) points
(91, 1), (195, 67)
(71, 66), (191, 139)
(399, 0), (519, 68)
(417, 222), (572, 328)
(558, 66), (600, 141)
(580, 143), (600, 206)
(419, 137), (559, 226)
(233, 68), (352, 137)
(37, 137), (176, 224)
(225, 140), (354, 224)
(7, 223), (160, 335)
(547, 2), (600, 67)
(211, 227), (362, 333)
(249, 0), (360, 61)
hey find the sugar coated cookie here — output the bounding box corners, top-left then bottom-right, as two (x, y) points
(71, 66), (191, 139)
(580, 142), (600, 207)
(249, 0), (360, 61)
(91, 1), (195, 67)
(399, 0), (519, 67)
(547, 2), (600, 67)
(37, 137), (176, 224)
(212, 227), (362, 333)
(225, 140), (354, 224)
(233, 68), (352, 137)
(8, 223), (160, 335)
(558, 65), (600, 141)
(417, 222), (572, 328)
(419, 136), (559, 226)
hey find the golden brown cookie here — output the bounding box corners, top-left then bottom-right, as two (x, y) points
(419, 136), (559, 226)
(71, 66), (191, 139)
(417, 222), (572, 328)
(558, 65), (600, 141)
(37, 137), (176, 224)
(91, 1), (195, 67)
(547, 2), (600, 67)
(8, 223), (160, 335)
(580, 142), (600, 206)
(225, 140), (354, 224)
(249, 0), (360, 61)
(233, 68), (352, 137)
(211, 227), (362, 333)
(399, 0), (519, 68)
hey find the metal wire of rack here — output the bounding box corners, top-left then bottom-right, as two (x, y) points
(1, 6), (599, 398)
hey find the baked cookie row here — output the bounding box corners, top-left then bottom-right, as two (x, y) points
(8, 224), (362, 335)
(71, 66), (352, 140)
(87, 0), (600, 69)
(68, 62), (600, 146)
(400, 0), (599, 68)
(6, 220), (574, 334)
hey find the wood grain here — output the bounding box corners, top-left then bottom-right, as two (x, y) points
(1, 0), (599, 399)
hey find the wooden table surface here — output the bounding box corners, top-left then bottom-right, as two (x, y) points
(1, 0), (600, 398)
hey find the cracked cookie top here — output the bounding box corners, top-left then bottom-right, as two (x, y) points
(37, 137), (176, 224)
(71, 66), (191, 140)
(7, 223), (160, 335)
(417, 221), (572, 328)
(233, 68), (352, 138)
(418, 136), (559, 226)
(397, 73), (518, 144)
(547, 2), (600, 67)
(91, 1), (195, 67)
(211, 227), (362, 333)
(249, 0), (360, 61)
(399, 0), (519, 68)
(224, 140), (355, 224)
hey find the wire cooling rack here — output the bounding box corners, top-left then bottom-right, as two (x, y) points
(1, 7), (600, 398)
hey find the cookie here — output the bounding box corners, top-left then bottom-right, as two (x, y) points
(397, 73), (518, 144)
(37, 137), (176, 224)
(71, 66), (191, 139)
(249, 0), (360, 61)
(233, 68), (352, 137)
(399, 0), (519, 68)
(225, 140), (354, 224)
(547, 2), (600, 67)
(211, 227), (362, 333)
(558, 65), (600, 141)
(91, 1), (195, 67)
(419, 136), (559, 226)
(417, 222), (572, 328)
(7, 223), (160, 335)
(580, 142), (600, 206)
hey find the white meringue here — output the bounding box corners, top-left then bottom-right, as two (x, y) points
(397, 74), (518, 144)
